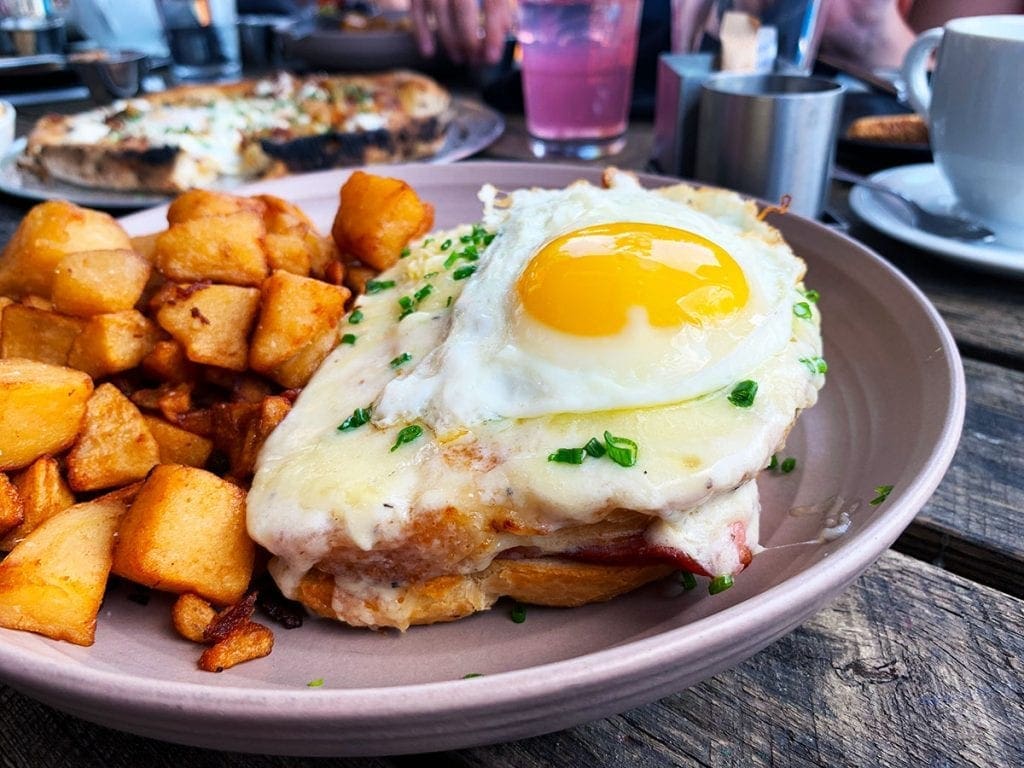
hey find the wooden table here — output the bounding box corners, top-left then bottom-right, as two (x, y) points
(1, 103), (1022, 768)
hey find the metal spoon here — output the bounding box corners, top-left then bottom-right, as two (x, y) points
(834, 166), (995, 241)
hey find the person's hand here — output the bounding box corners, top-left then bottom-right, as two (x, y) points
(820, 0), (917, 68)
(409, 0), (514, 65)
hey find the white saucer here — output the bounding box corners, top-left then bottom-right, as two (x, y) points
(848, 163), (1024, 278)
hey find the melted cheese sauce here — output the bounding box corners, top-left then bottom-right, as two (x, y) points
(247, 200), (825, 611)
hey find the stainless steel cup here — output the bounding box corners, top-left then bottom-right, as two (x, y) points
(695, 74), (844, 218)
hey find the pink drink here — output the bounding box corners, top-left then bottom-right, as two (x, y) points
(518, 0), (641, 157)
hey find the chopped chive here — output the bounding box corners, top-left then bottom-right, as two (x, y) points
(767, 454), (778, 470)
(483, 232), (495, 245)
(399, 246), (411, 259)
(306, 678), (325, 688)
(793, 301), (812, 320)
(366, 279), (395, 294)
(446, 296), (453, 308)
(440, 238), (453, 251)
(453, 265), (477, 280)
(803, 288), (820, 303)
(510, 602), (527, 623)
(390, 352), (412, 368)
(348, 308), (364, 324)
(728, 380), (758, 408)
(604, 431), (638, 467)
(583, 437), (606, 458)
(338, 406), (372, 431)
(870, 484), (894, 505)
(423, 271), (439, 278)
(462, 673), (483, 679)
(414, 284), (433, 303)
(390, 424), (423, 452)
(679, 572), (697, 591)
(548, 447), (585, 464)
(340, 333), (357, 345)
(422, 237), (433, 246)
(459, 234), (472, 243)
(397, 295), (415, 319)
(800, 356), (828, 374)
(780, 457), (797, 474)
(709, 575), (734, 595)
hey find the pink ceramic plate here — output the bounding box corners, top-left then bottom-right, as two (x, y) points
(0, 163), (965, 756)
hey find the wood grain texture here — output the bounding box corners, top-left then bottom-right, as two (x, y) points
(836, 220), (1024, 369)
(0, 551), (1020, 767)
(895, 357), (1024, 596)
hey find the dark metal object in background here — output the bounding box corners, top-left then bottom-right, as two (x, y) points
(67, 50), (148, 104)
(237, 15), (288, 70)
(0, 16), (65, 57)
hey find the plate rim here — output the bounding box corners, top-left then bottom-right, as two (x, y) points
(0, 161), (966, 750)
(849, 162), (1024, 277)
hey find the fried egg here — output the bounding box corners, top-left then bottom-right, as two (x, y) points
(374, 173), (802, 433)
(247, 171), (825, 628)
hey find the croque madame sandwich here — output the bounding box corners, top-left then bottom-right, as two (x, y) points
(246, 169), (825, 630)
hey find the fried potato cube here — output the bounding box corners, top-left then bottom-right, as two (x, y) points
(66, 383), (160, 492)
(20, 295), (52, 310)
(140, 339), (196, 383)
(143, 415), (213, 468)
(270, 330), (340, 389)
(198, 622), (274, 672)
(167, 189), (266, 225)
(0, 474), (24, 539)
(171, 592), (217, 643)
(263, 231), (312, 276)
(130, 381), (192, 416)
(0, 359), (92, 471)
(344, 263), (377, 296)
(130, 232), (160, 264)
(310, 239), (342, 281)
(258, 194), (336, 277)
(51, 249), (152, 317)
(0, 496), (126, 645)
(155, 212), (268, 287)
(0, 200), (132, 299)
(0, 455), (74, 551)
(249, 270), (349, 384)
(154, 283), (261, 371)
(0, 304), (85, 366)
(211, 395), (292, 478)
(331, 170), (434, 271)
(67, 310), (161, 379)
(111, 465), (254, 605)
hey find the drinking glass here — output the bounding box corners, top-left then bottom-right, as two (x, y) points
(708, 0), (827, 73)
(517, 0), (643, 159)
(155, 0), (241, 82)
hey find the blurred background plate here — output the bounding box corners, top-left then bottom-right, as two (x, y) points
(837, 91), (931, 174)
(0, 97), (503, 209)
(283, 12), (421, 72)
(0, 137), (170, 209)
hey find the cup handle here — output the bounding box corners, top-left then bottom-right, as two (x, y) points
(901, 27), (944, 117)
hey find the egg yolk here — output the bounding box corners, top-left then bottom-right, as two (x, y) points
(516, 222), (749, 337)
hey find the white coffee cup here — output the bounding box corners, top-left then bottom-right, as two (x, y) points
(902, 15), (1024, 247)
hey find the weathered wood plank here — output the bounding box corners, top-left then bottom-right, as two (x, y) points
(896, 357), (1024, 596)
(839, 216), (1024, 368)
(0, 551), (1020, 767)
